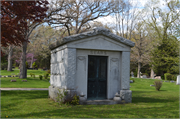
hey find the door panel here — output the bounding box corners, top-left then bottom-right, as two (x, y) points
(88, 56), (107, 100)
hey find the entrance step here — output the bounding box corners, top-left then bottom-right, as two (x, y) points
(79, 99), (125, 105)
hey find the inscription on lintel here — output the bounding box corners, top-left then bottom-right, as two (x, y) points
(90, 50), (107, 55)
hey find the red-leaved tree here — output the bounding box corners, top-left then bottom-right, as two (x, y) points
(1, 1), (49, 78)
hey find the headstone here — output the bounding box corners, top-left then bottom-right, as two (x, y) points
(131, 71), (134, 78)
(22, 80), (27, 82)
(176, 75), (180, 85)
(15, 75), (18, 77)
(164, 81), (169, 82)
(8, 75), (11, 77)
(3, 76), (6, 78)
(142, 75), (147, 78)
(155, 76), (161, 79)
(150, 84), (155, 86)
(170, 80), (175, 83)
(130, 80), (133, 83)
(140, 76), (143, 78)
(11, 80), (16, 82)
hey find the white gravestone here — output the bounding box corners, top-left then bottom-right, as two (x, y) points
(176, 75), (180, 85)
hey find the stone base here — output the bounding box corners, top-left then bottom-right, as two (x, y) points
(113, 97), (121, 101)
(120, 90), (132, 103)
(79, 97), (86, 101)
(79, 99), (125, 105)
(48, 86), (76, 102)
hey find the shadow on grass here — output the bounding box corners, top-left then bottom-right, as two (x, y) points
(1, 90), (49, 99)
(132, 91), (174, 103)
(10, 104), (179, 118)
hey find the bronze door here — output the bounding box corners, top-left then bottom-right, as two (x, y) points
(88, 56), (107, 100)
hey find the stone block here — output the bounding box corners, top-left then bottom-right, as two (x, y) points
(120, 90), (132, 103)
(130, 80), (133, 83)
(142, 75), (147, 78)
(8, 75), (11, 77)
(48, 86), (76, 102)
(79, 97), (86, 101)
(11, 80), (16, 82)
(113, 97), (121, 101)
(150, 85), (155, 86)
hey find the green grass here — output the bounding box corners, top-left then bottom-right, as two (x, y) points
(0, 69), (47, 76)
(1, 78), (179, 118)
(0, 77), (50, 88)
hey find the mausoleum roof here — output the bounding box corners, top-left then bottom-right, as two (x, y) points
(49, 27), (135, 50)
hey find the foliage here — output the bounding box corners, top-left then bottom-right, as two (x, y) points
(30, 73), (33, 77)
(46, 70), (50, 74)
(1, 1), (49, 47)
(44, 73), (49, 79)
(70, 95), (79, 105)
(32, 74), (35, 78)
(39, 75), (43, 80)
(56, 89), (68, 105)
(32, 62), (37, 69)
(164, 73), (171, 80)
(1, 62), (8, 70)
(154, 81), (162, 91)
(26, 61), (29, 68)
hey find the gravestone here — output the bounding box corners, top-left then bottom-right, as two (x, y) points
(155, 76), (161, 79)
(22, 80), (27, 82)
(131, 71), (134, 78)
(49, 27), (135, 104)
(11, 80), (16, 82)
(176, 75), (180, 85)
(142, 75), (147, 78)
(150, 84), (155, 86)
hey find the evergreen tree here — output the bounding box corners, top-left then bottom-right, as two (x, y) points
(151, 36), (179, 76)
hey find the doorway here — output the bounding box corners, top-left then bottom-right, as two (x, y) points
(87, 56), (107, 100)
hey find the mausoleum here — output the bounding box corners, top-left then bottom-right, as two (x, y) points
(49, 27), (135, 104)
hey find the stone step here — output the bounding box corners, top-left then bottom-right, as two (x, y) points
(79, 99), (126, 105)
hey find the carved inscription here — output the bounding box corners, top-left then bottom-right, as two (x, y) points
(90, 50), (107, 55)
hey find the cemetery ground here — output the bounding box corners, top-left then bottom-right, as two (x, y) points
(1, 76), (179, 118)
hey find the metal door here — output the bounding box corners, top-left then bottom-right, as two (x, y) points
(88, 56), (107, 100)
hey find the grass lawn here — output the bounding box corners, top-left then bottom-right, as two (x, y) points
(1, 78), (179, 118)
(0, 77), (50, 88)
(0, 69), (47, 76)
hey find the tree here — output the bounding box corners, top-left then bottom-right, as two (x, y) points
(1, 1), (49, 78)
(47, 0), (117, 36)
(145, 0), (180, 76)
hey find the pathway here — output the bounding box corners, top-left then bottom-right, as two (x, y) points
(0, 88), (48, 91)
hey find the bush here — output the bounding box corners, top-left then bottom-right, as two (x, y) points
(164, 73), (171, 80)
(1, 62), (8, 70)
(32, 62), (37, 69)
(39, 75), (43, 80)
(70, 95), (79, 105)
(30, 73), (33, 77)
(44, 73), (49, 79)
(132, 78), (135, 82)
(26, 61), (29, 68)
(32, 74), (35, 78)
(154, 81), (162, 91)
(46, 70), (50, 74)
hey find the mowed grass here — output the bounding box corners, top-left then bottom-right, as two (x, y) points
(0, 77), (50, 88)
(0, 68), (47, 76)
(1, 78), (179, 118)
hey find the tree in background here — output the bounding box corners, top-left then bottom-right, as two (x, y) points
(1, 1), (49, 78)
(47, 0), (117, 36)
(145, 0), (180, 76)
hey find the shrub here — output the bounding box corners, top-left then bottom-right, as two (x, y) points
(39, 75), (43, 80)
(164, 73), (171, 80)
(30, 73), (33, 77)
(132, 78), (135, 82)
(1, 62), (8, 70)
(70, 95), (79, 105)
(56, 89), (68, 105)
(154, 81), (162, 91)
(32, 74), (35, 78)
(44, 73), (49, 79)
(46, 70), (50, 74)
(26, 61), (29, 68)
(32, 62), (36, 69)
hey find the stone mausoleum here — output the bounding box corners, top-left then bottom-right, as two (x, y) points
(49, 27), (135, 104)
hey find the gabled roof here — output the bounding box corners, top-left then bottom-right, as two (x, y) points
(49, 27), (135, 50)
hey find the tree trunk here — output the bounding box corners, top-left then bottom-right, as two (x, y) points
(19, 41), (27, 78)
(150, 65), (154, 79)
(137, 62), (141, 78)
(7, 45), (13, 71)
(30, 56), (34, 68)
